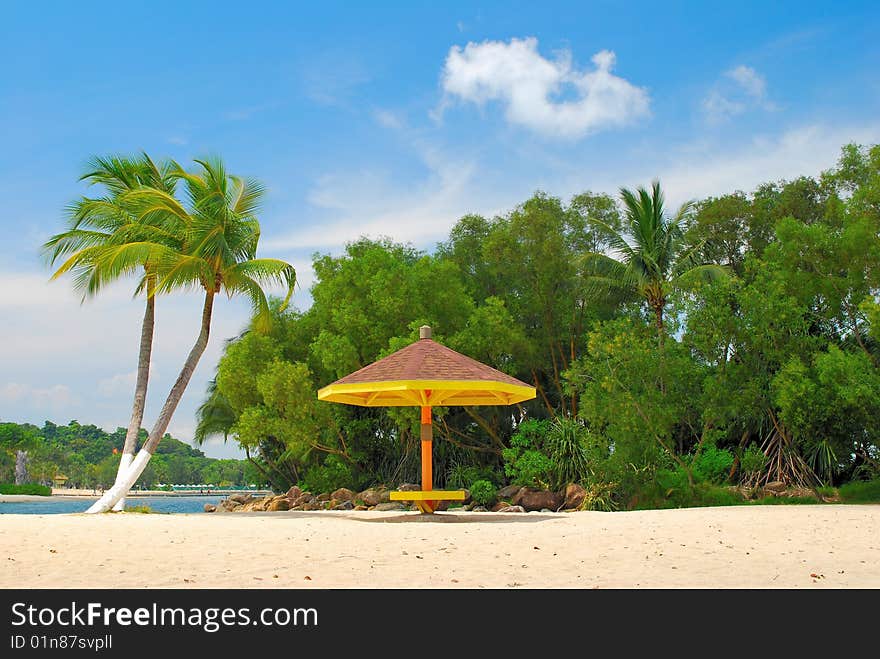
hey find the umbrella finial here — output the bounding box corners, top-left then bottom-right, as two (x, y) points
(419, 325), (432, 339)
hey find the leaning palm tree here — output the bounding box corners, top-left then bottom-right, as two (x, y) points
(582, 180), (728, 341)
(86, 157), (295, 513)
(43, 154), (179, 510)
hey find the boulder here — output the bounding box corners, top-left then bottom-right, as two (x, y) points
(764, 480), (787, 494)
(373, 502), (405, 511)
(563, 483), (587, 510)
(353, 505), (368, 511)
(498, 505), (526, 513)
(332, 500), (354, 511)
(497, 484), (523, 500)
(512, 487), (563, 512)
(203, 503), (217, 513)
(285, 485), (302, 501)
(316, 492), (331, 502)
(293, 493), (315, 508)
(228, 493), (252, 505)
(331, 487), (355, 502)
(357, 488), (390, 507)
(302, 501), (322, 511)
(324, 499), (339, 510)
(397, 483), (420, 492)
(490, 501), (512, 512)
(220, 500), (240, 512)
(252, 498), (269, 511)
(461, 489), (472, 505)
(435, 500), (451, 512)
(267, 498), (290, 512)
(472, 506), (488, 512)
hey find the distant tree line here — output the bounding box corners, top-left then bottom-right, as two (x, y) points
(0, 420), (259, 489)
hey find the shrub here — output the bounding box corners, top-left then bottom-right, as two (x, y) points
(502, 419), (552, 488)
(469, 479), (497, 506)
(0, 483), (51, 496)
(739, 444), (767, 478)
(546, 418), (591, 487)
(502, 418), (595, 489)
(446, 463), (500, 489)
(838, 479), (880, 503)
(301, 455), (359, 494)
(691, 445), (735, 484)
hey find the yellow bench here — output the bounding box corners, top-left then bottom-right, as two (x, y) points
(390, 490), (466, 513)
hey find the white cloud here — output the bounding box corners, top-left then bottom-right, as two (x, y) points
(0, 382), (75, 410)
(703, 65), (773, 123)
(631, 123), (880, 208)
(263, 117), (491, 251)
(438, 37), (650, 138)
(729, 65), (766, 99)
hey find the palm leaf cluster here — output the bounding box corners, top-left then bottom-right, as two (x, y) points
(44, 155), (295, 327)
(582, 180), (728, 333)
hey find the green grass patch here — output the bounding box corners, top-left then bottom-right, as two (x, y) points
(838, 479), (880, 503)
(123, 504), (156, 514)
(748, 496), (820, 505)
(0, 483), (52, 496)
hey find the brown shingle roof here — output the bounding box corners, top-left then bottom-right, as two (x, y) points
(331, 337), (530, 388)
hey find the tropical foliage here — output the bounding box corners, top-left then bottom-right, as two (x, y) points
(195, 142), (880, 508)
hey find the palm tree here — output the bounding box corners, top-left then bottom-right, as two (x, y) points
(86, 157), (295, 512)
(582, 180), (728, 341)
(43, 154), (179, 510)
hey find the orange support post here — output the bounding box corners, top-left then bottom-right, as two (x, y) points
(420, 405), (432, 492)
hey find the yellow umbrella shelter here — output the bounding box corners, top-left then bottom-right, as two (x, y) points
(317, 325), (536, 512)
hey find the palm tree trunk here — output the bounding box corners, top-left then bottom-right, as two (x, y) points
(86, 291), (215, 513)
(110, 278), (155, 511)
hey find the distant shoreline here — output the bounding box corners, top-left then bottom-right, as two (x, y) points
(1, 489), (270, 503)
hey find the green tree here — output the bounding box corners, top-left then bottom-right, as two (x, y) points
(43, 153), (178, 509)
(86, 157), (295, 512)
(582, 181), (728, 341)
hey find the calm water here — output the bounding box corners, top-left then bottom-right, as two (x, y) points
(0, 495), (223, 515)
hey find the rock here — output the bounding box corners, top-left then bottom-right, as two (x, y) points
(302, 502), (322, 511)
(461, 489), (472, 505)
(540, 508), (553, 513)
(323, 499), (338, 510)
(497, 505), (526, 513)
(764, 480), (786, 493)
(397, 483), (420, 492)
(316, 492), (330, 502)
(228, 493), (252, 505)
(512, 487), (563, 512)
(292, 493), (315, 508)
(291, 505), (303, 511)
(490, 501), (511, 512)
(331, 487), (355, 502)
(285, 485), (302, 500)
(332, 500), (354, 510)
(353, 505), (368, 511)
(203, 504), (217, 513)
(497, 484), (523, 500)
(267, 498), (289, 511)
(373, 502), (405, 512)
(220, 500), (240, 512)
(357, 488), (390, 506)
(435, 500), (451, 512)
(472, 506), (488, 512)
(563, 483), (587, 510)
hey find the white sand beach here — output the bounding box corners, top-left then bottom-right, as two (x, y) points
(1, 505), (878, 588)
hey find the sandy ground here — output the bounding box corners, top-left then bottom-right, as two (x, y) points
(0, 505), (878, 588)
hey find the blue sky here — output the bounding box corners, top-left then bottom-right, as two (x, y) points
(1, 1), (878, 458)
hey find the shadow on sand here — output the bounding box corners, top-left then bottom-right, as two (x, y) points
(247, 510), (563, 523)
